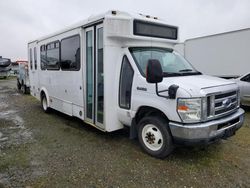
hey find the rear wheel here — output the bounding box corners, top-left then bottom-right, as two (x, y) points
(138, 116), (174, 158)
(41, 94), (50, 113)
(21, 84), (28, 94)
(17, 80), (21, 90)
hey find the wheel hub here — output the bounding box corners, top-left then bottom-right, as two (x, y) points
(145, 132), (155, 144)
(142, 124), (163, 151)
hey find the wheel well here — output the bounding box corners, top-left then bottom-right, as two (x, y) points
(134, 106), (169, 125)
(129, 106), (169, 139)
(40, 90), (46, 100)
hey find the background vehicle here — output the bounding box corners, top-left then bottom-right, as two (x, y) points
(28, 10), (244, 158)
(175, 28), (250, 78)
(17, 61), (30, 94)
(10, 61), (19, 76)
(0, 56), (11, 79)
(233, 73), (250, 106)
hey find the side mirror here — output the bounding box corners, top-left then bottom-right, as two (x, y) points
(146, 59), (163, 83)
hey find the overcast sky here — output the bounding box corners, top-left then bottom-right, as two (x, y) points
(0, 0), (249, 61)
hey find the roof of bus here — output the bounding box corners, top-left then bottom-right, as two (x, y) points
(28, 10), (178, 44)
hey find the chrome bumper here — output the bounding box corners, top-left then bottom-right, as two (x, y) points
(169, 108), (245, 145)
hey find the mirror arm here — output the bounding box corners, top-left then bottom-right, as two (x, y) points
(155, 83), (169, 99)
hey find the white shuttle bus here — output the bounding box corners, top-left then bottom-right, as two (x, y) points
(28, 10), (244, 158)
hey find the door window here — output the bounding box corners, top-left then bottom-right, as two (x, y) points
(29, 48), (33, 70)
(34, 47), (37, 70)
(119, 56), (134, 109)
(86, 31), (93, 119)
(97, 27), (104, 123)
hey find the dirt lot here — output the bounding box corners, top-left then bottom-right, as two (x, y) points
(0, 78), (250, 188)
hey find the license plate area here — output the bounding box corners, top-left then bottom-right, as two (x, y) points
(223, 126), (236, 139)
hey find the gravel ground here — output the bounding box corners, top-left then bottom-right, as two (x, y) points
(0, 78), (250, 188)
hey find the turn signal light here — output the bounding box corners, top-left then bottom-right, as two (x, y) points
(178, 105), (189, 111)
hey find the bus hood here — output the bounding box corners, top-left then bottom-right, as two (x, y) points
(162, 75), (237, 96)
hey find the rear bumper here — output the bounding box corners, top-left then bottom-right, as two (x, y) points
(169, 108), (245, 145)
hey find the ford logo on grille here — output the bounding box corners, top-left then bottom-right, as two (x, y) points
(222, 99), (231, 108)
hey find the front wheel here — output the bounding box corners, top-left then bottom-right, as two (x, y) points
(138, 116), (174, 158)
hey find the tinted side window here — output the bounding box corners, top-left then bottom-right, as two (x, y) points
(34, 47), (37, 70)
(119, 56), (134, 109)
(241, 74), (250, 82)
(40, 45), (46, 70)
(29, 48), (33, 70)
(61, 35), (80, 71)
(46, 41), (60, 70)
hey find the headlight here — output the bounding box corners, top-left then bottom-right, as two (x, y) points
(177, 98), (206, 123)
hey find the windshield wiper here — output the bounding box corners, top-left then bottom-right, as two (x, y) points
(179, 69), (202, 75)
(179, 69), (193, 72)
(163, 71), (202, 77)
(182, 71), (202, 75)
(163, 72), (182, 77)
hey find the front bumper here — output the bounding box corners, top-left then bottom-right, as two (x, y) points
(169, 108), (245, 145)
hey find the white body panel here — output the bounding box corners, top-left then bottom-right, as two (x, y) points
(175, 28), (250, 78)
(32, 28), (84, 119)
(28, 10), (241, 135)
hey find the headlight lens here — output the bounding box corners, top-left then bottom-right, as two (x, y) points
(177, 98), (205, 123)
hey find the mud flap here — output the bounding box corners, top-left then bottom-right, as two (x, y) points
(129, 118), (137, 139)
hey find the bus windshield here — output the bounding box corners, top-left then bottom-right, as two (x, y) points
(129, 47), (201, 77)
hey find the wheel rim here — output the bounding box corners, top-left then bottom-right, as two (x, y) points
(21, 86), (24, 93)
(42, 97), (47, 111)
(142, 124), (163, 151)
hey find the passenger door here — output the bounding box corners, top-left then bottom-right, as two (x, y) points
(28, 47), (34, 96)
(84, 24), (104, 129)
(32, 47), (39, 98)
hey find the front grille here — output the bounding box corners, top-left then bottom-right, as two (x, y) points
(215, 91), (237, 100)
(205, 90), (239, 120)
(214, 90), (238, 117)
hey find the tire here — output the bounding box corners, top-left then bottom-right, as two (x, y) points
(41, 94), (50, 113)
(21, 84), (28, 94)
(138, 116), (174, 158)
(17, 80), (21, 90)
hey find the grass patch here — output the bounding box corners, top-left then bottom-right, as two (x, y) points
(0, 145), (30, 172)
(0, 76), (16, 81)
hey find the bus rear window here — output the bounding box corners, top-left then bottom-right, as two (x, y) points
(133, 20), (178, 40)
